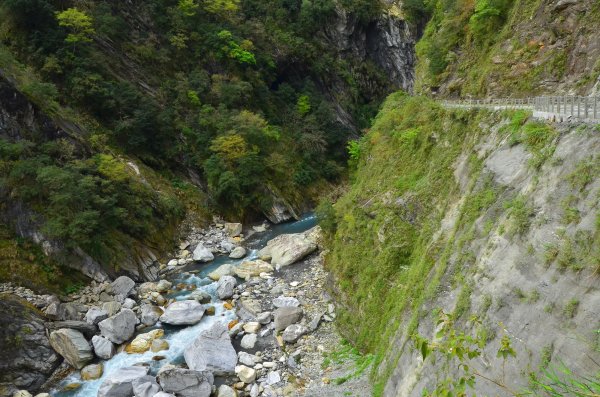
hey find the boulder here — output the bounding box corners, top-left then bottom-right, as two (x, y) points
(217, 385), (237, 397)
(44, 321), (97, 338)
(224, 222), (243, 237)
(282, 324), (308, 343)
(12, 391), (32, 397)
(126, 329), (164, 354)
(240, 334), (257, 349)
(132, 375), (160, 397)
(157, 368), (213, 397)
(236, 298), (262, 320)
(151, 339), (169, 352)
(187, 290), (211, 303)
(221, 241), (235, 253)
(110, 276), (136, 300)
(140, 304), (163, 326)
(233, 260), (273, 280)
(208, 264), (235, 281)
(153, 393), (175, 397)
(228, 246), (246, 259)
(184, 322), (237, 375)
(273, 307), (303, 331)
(272, 296), (300, 308)
(216, 276), (237, 300)
(48, 329), (93, 369)
(192, 244), (214, 262)
(84, 307), (108, 325)
(159, 300), (204, 325)
(80, 363), (103, 380)
(156, 280), (172, 293)
(122, 298), (136, 309)
(257, 227), (319, 268)
(235, 365), (256, 383)
(97, 366), (149, 397)
(102, 301), (122, 317)
(91, 335), (115, 359)
(98, 309), (137, 344)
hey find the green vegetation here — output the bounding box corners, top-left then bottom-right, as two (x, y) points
(321, 339), (375, 385)
(414, 0), (600, 96)
(0, 0), (396, 280)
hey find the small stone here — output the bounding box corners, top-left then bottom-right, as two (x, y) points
(282, 324), (308, 343)
(272, 296), (300, 308)
(224, 302), (234, 310)
(243, 322), (261, 334)
(240, 333), (257, 349)
(235, 365), (256, 383)
(257, 311), (272, 325)
(205, 306), (216, 315)
(238, 352), (256, 366)
(122, 298), (136, 309)
(81, 363), (103, 381)
(217, 276), (237, 300)
(266, 371), (281, 385)
(229, 246), (247, 259)
(216, 385), (237, 397)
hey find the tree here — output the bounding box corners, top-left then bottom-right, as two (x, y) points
(55, 7), (95, 44)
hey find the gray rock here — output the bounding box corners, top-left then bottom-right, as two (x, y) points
(98, 309), (137, 344)
(153, 393), (175, 397)
(208, 264), (235, 281)
(187, 290), (211, 303)
(140, 304), (163, 326)
(0, 294), (61, 396)
(156, 280), (172, 293)
(229, 246), (247, 259)
(91, 335), (115, 359)
(48, 328), (93, 369)
(224, 222), (243, 237)
(216, 276), (237, 300)
(272, 296), (300, 308)
(240, 333), (257, 349)
(257, 311), (272, 325)
(184, 322), (237, 375)
(44, 321), (97, 338)
(122, 298), (136, 309)
(111, 276), (135, 299)
(237, 298), (262, 320)
(157, 368), (213, 397)
(131, 375), (160, 397)
(85, 307), (108, 325)
(221, 241), (235, 253)
(258, 228), (318, 269)
(97, 366), (149, 397)
(238, 352), (256, 366)
(159, 300), (204, 325)
(273, 307), (303, 331)
(282, 324), (308, 343)
(266, 371), (281, 385)
(217, 385), (237, 397)
(192, 244), (214, 262)
(102, 301), (122, 317)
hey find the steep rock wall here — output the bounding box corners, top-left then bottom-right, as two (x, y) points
(324, 94), (600, 395)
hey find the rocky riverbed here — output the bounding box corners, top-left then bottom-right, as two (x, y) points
(2, 216), (371, 397)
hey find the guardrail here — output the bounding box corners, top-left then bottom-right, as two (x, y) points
(441, 96), (600, 122)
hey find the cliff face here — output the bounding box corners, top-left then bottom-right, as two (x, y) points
(415, 0), (600, 97)
(324, 94), (600, 395)
(326, 2), (415, 92)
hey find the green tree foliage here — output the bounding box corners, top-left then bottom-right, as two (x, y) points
(55, 8), (95, 44)
(469, 0), (512, 44)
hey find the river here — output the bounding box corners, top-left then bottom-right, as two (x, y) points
(52, 213), (317, 397)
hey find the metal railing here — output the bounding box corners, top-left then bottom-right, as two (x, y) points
(442, 96), (600, 122)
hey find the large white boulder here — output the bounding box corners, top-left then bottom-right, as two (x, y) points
(98, 309), (137, 344)
(97, 366), (149, 397)
(257, 227), (320, 268)
(184, 322), (237, 375)
(158, 368), (213, 397)
(228, 246), (247, 259)
(159, 300), (204, 325)
(233, 260), (273, 279)
(48, 328), (93, 369)
(193, 244), (214, 262)
(216, 276), (237, 300)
